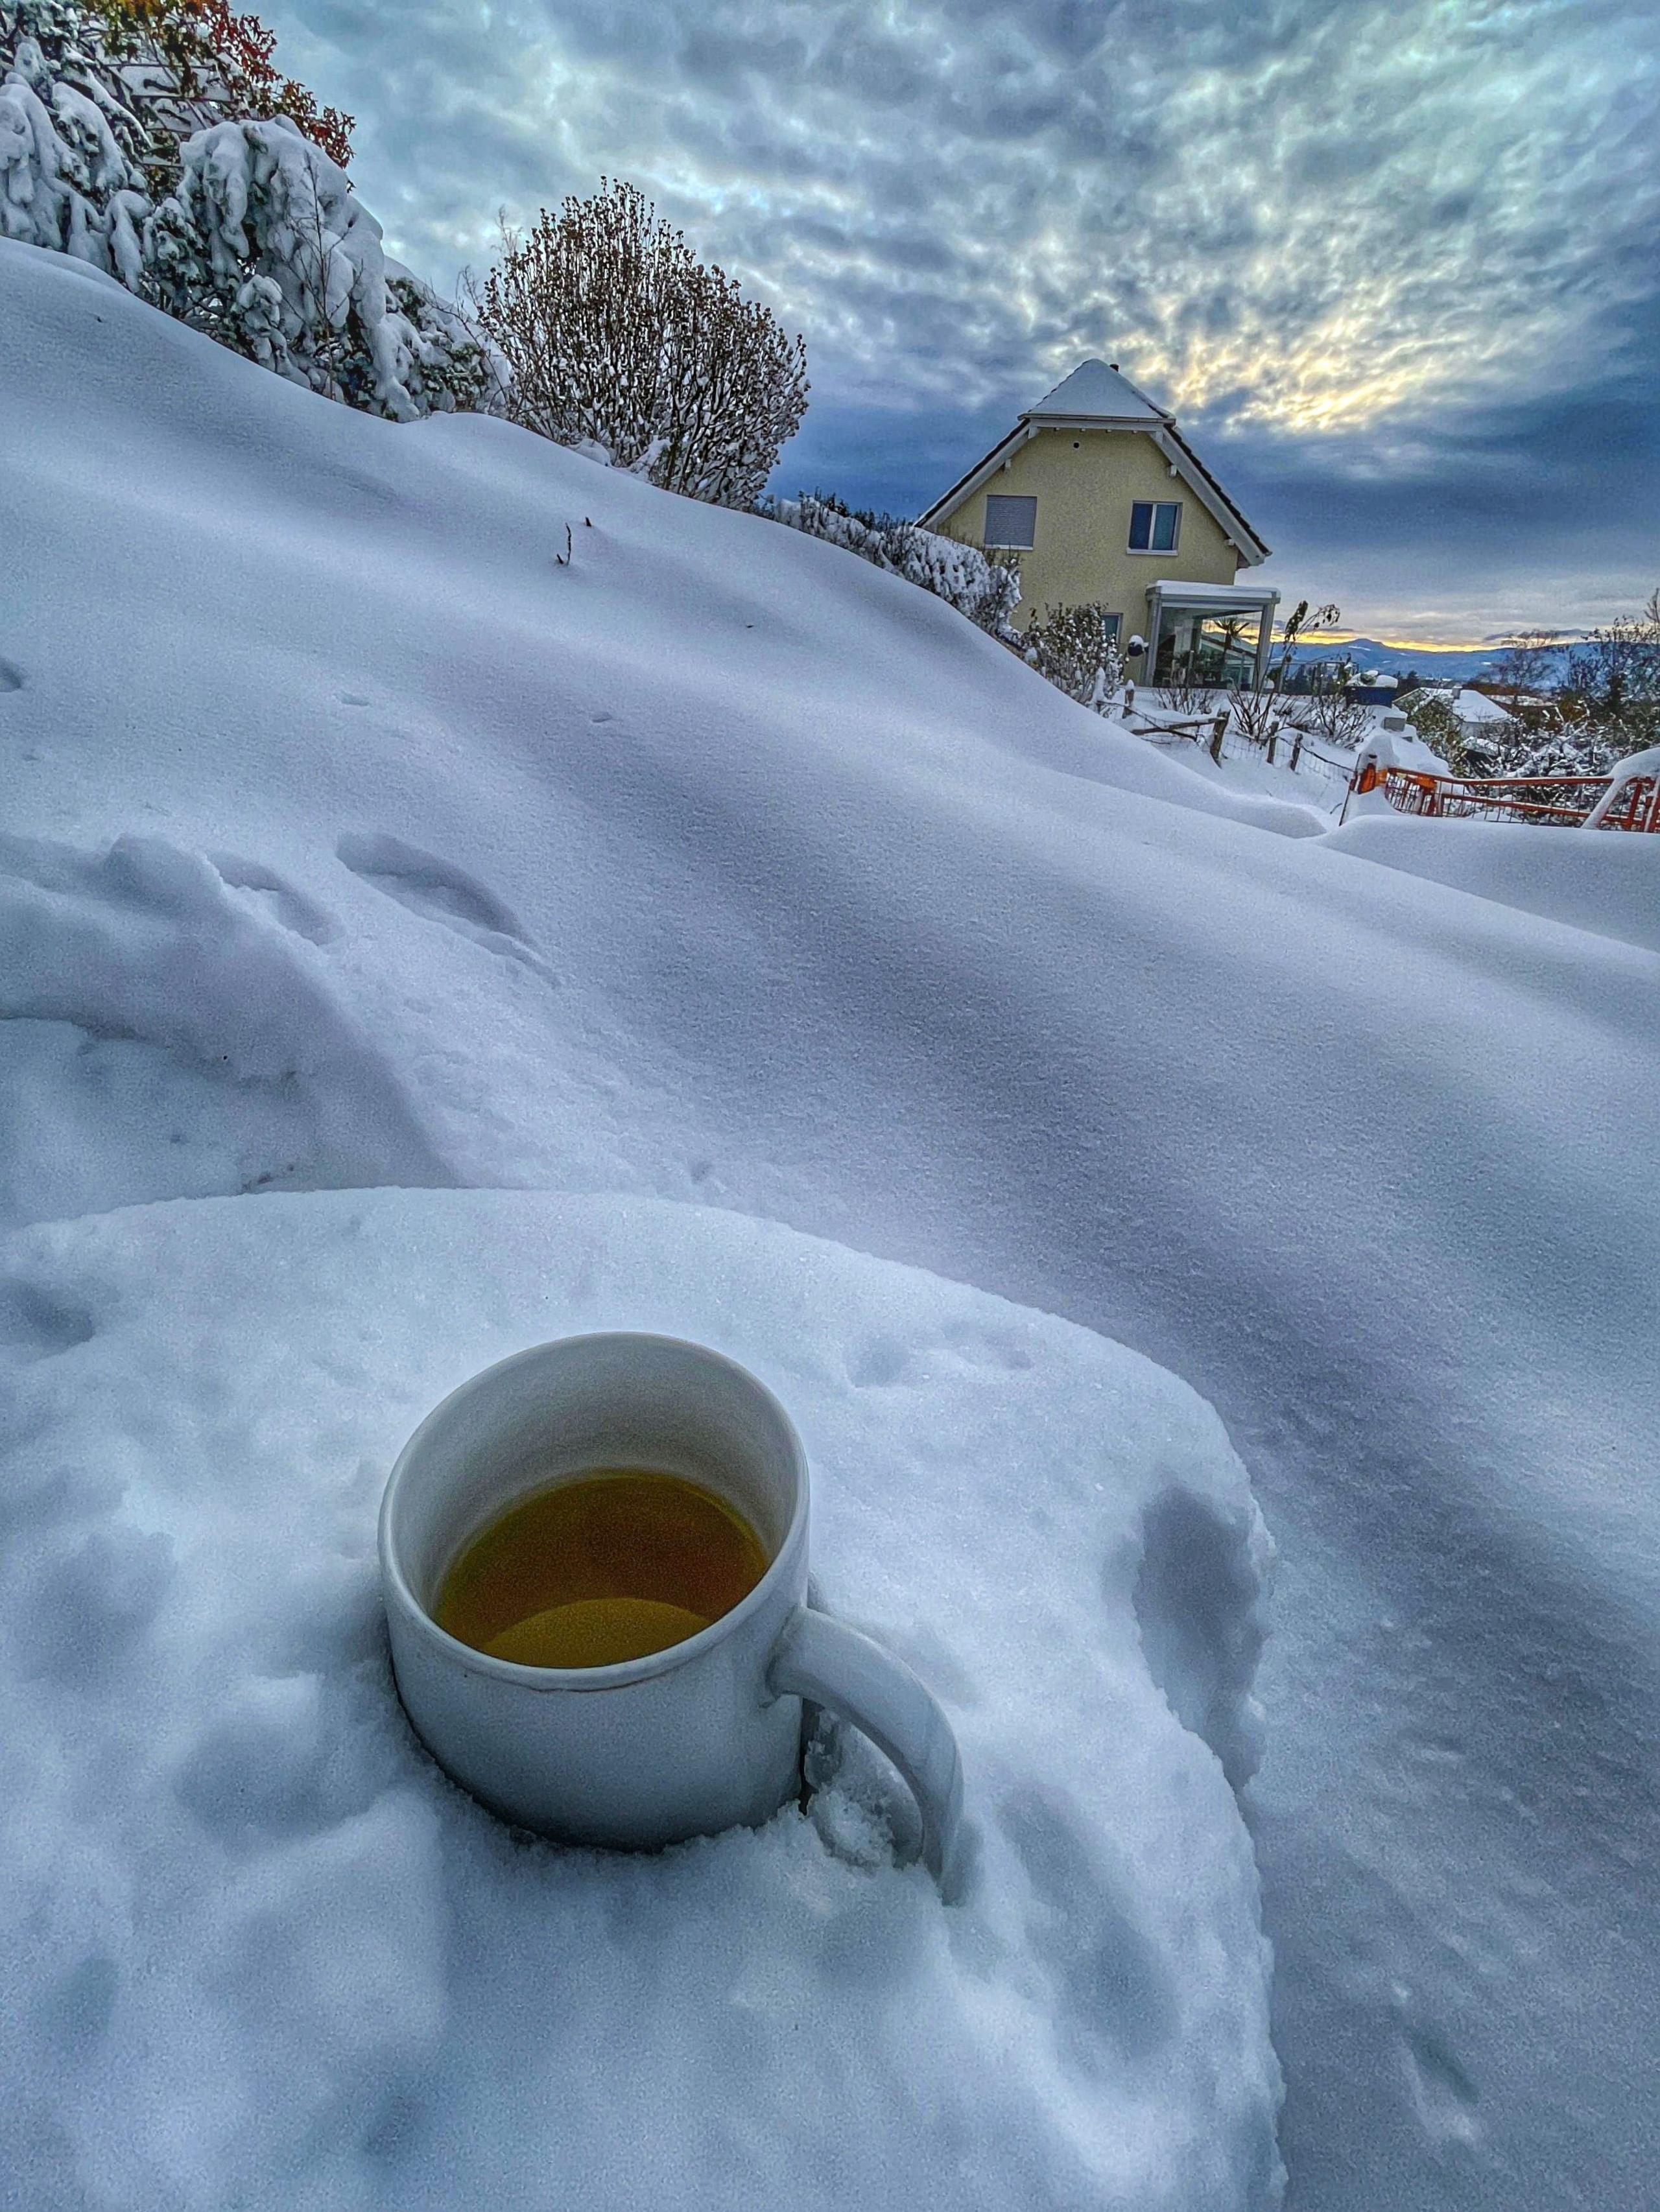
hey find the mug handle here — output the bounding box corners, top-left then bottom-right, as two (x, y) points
(766, 1606), (964, 1898)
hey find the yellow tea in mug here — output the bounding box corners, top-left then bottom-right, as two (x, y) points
(435, 1469), (769, 1669)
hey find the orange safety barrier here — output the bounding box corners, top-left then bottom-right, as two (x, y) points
(1355, 765), (1659, 830)
(1598, 773), (1660, 833)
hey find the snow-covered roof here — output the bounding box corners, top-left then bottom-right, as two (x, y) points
(1453, 688), (1516, 725)
(1022, 359), (1170, 426)
(917, 360), (1270, 563)
(1150, 579), (1278, 607)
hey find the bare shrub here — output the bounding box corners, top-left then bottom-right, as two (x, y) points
(1293, 663), (1373, 751)
(1229, 687), (1291, 755)
(479, 179), (809, 508)
(1154, 663), (1208, 714)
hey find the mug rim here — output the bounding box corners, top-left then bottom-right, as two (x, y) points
(379, 1331), (810, 1694)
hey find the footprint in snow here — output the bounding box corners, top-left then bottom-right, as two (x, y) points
(209, 853), (340, 945)
(1131, 1486), (1267, 1792)
(0, 829), (453, 1229)
(999, 1783), (1177, 2073)
(1397, 2003), (1482, 2146)
(0, 1279), (96, 1365)
(336, 832), (558, 982)
(0, 659), (23, 693)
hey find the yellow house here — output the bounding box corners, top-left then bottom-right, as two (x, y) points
(919, 359), (1277, 688)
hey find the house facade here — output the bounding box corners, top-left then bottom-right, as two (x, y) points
(919, 360), (1277, 688)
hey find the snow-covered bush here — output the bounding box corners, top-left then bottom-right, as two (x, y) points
(1, 12), (148, 281)
(145, 115), (403, 409)
(5, 2), (495, 423)
(386, 263), (504, 417)
(767, 493), (1021, 642)
(1021, 601), (1126, 712)
(145, 117), (497, 419)
(479, 180), (809, 508)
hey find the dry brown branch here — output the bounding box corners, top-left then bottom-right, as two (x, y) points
(479, 180), (808, 508)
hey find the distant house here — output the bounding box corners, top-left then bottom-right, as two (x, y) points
(1450, 688), (1517, 733)
(1346, 670), (1400, 706)
(919, 359), (1276, 688)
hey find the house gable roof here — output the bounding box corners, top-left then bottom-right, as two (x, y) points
(917, 359), (1270, 565)
(1023, 358), (1170, 425)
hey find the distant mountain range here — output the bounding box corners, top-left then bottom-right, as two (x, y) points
(1283, 636), (1578, 685)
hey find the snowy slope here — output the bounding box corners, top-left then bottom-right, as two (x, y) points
(5, 237), (1660, 2211)
(1322, 812), (1660, 956)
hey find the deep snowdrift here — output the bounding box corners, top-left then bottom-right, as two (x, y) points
(4, 238), (1660, 2209)
(1321, 810), (1660, 955)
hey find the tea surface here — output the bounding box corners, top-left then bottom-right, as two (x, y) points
(435, 1468), (769, 1668)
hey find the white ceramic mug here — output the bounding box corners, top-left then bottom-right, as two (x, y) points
(379, 1333), (964, 1890)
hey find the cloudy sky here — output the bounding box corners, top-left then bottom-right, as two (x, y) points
(266, 0), (1659, 642)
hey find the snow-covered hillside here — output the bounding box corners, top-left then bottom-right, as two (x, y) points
(4, 239), (1660, 2210)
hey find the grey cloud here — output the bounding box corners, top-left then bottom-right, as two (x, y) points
(260, 0), (1660, 631)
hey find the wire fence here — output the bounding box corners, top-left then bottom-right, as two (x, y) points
(1124, 705), (1355, 811)
(1124, 698), (1660, 834)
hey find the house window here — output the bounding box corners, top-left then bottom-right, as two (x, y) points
(1128, 500), (1181, 553)
(1152, 609), (1264, 689)
(1102, 613), (1122, 643)
(984, 494), (1036, 548)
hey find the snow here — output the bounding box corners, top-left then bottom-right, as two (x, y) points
(1386, 731), (1451, 775)
(1024, 358), (1169, 423)
(4, 233), (1660, 2209)
(1451, 687), (1517, 725)
(1321, 814), (1660, 955)
(1149, 580), (1277, 608)
(1584, 741), (1660, 829)
(1360, 717), (1454, 776)
(0, 1187), (1277, 2212)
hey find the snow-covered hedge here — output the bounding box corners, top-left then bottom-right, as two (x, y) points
(768, 493), (1021, 642)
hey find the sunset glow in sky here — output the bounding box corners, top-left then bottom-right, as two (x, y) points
(265, 0), (1659, 642)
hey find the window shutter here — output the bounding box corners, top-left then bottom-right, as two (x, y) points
(984, 495), (1037, 548)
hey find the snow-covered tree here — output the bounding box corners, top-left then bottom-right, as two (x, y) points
(3, 1), (499, 423)
(2, 0), (350, 219)
(94, 0), (351, 183)
(1515, 724), (1613, 779)
(1, 6), (149, 281)
(145, 116), (495, 419)
(1561, 590), (1660, 756)
(480, 180), (810, 508)
(386, 264), (504, 418)
(765, 493), (1021, 643)
(1403, 688), (1467, 762)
